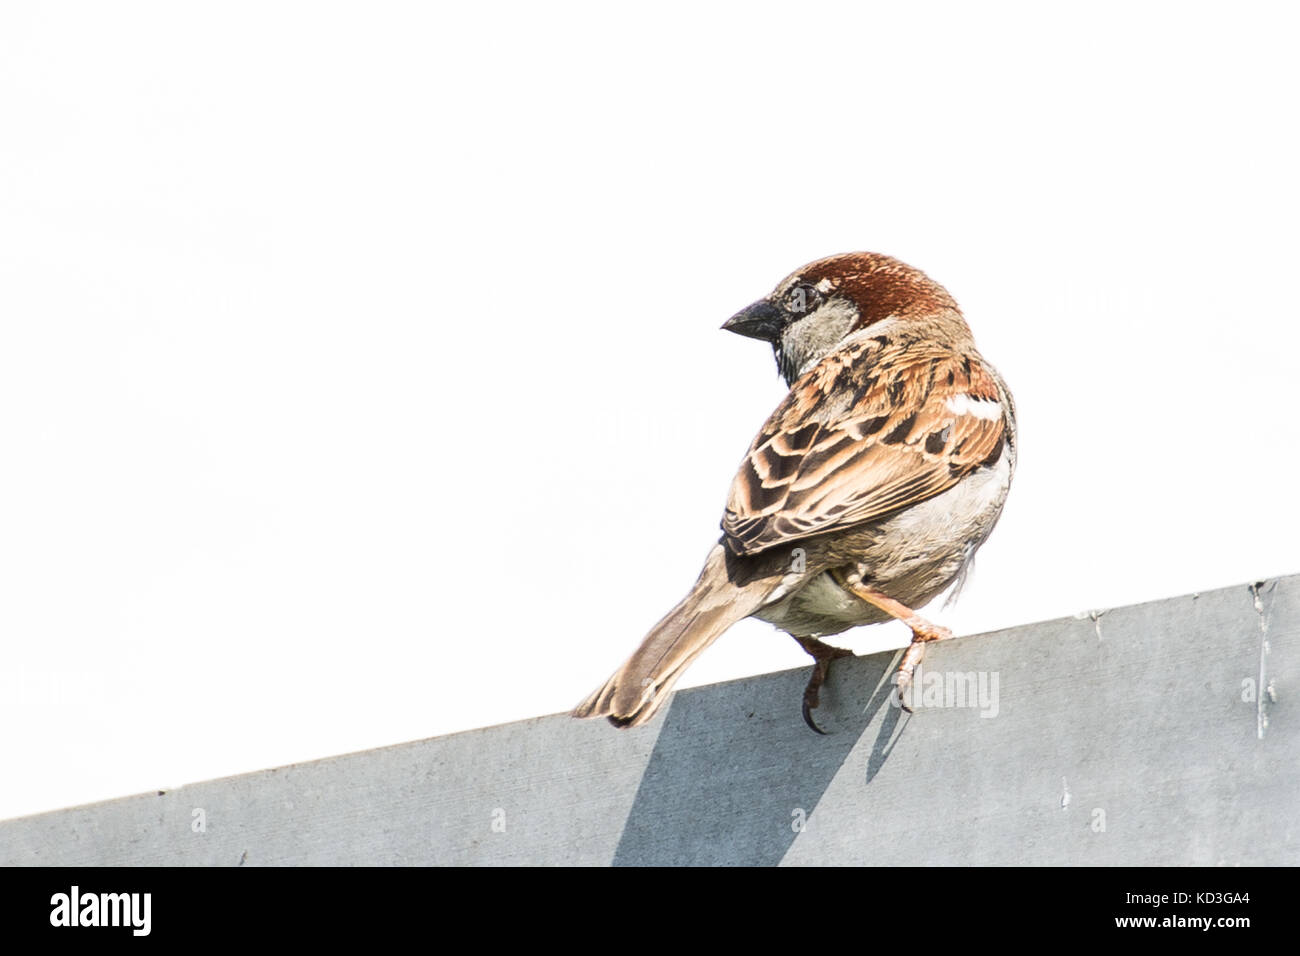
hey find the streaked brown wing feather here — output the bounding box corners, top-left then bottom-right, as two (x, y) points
(723, 338), (1007, 555)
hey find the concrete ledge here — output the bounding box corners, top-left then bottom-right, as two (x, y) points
(2, 576), (1296, 865)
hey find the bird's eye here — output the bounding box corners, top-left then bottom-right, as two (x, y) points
(785, 283), (822, 315)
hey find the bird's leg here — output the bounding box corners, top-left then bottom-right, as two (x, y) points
(840, 582), (954, 713)
(792, 635), (855, 734)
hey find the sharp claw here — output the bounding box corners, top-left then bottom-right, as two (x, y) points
(802, 698), (829, 735)
(894, 638), (928, 714)
(896, 673), (914, 714)
(794, 638), (854, 735)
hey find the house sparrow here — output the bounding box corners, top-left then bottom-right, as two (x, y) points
(573, 252), (1016, 732)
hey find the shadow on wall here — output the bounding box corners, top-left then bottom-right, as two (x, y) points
(611, 652), (906, 866)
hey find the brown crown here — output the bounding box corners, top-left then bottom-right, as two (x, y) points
(794, 252), (960, 330)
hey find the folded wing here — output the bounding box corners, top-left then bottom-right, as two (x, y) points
(723, 337), (1009, 555)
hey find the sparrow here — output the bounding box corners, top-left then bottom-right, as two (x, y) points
(573, 252), (1016, 732)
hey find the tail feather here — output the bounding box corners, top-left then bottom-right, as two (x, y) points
(572, 542), (778, 728)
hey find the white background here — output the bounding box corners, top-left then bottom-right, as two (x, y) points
(2, 2), (1297, 822)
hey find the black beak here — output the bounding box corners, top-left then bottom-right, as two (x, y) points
(722, 299), (785, 342)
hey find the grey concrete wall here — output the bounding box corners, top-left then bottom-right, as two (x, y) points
(2, 576), (1296, 866)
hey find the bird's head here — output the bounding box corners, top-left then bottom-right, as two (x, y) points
(723, 252), (967, 384)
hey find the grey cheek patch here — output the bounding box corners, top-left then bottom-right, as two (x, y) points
(779, 299), (860, 381)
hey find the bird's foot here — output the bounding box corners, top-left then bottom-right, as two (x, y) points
(894, 619), (954, 713)
(794, 637), (855, 734)
(831, 578), (958, 714)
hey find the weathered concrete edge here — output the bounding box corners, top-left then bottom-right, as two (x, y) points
(1, 574), (1295, 865)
